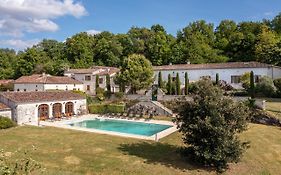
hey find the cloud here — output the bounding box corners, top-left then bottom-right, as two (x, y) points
(0, 0), (87, 37)
(264, 11), (274, 17)
(87, 29), (102, 35)
(0, 39), (40, 50)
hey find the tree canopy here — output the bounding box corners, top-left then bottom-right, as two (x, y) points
(1, 13), (281, 80)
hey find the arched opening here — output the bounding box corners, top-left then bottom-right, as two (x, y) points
(38, 104), (49, 121)
(52, 103), (62, 119)
(65, 102), (74, 117)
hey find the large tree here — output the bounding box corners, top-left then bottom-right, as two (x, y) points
(254, 25), (281, 65)
(115, 54), (154, 94)
(65, 32), (94, 68)
(176, 79), (250, 172)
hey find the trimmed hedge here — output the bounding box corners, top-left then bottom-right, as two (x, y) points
(88, 104), (125, 114)
(0, 116), (16, 129)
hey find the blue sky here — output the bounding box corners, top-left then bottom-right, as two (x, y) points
(0, 0), (280, 50)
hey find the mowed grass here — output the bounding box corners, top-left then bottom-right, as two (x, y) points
(264, 98), (281, 120)
(0, 124), (281, 175)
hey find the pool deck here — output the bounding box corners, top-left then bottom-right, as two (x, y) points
(40, 114), (178, 141)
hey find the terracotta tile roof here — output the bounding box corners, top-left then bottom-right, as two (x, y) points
(153, 62), (276, 71)
(0, 91), (85, 104)
(0, 79), (14, 85)
(0, 103), (10, 110)
(65, 66), (119, 76)
(15, 74), (82, 84)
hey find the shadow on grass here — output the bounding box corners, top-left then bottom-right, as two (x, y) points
(118, 142), (214, 172)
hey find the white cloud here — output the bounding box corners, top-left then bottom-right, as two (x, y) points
(0, 39), (40, 50)
(87, 29), (101, 35)
(264, 11), (274, 17)
(0, 0), (87, 37)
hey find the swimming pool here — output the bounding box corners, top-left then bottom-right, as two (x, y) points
(69, 118), (173, 136)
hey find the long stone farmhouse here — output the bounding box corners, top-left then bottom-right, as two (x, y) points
(14, 73), (84, 92)
(153, 62), (281, 89)
(0, 91), (87, 125)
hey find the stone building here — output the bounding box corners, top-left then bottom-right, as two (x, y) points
(14, 73), (83, 92)
(153, 62), (281, 89)
(0, 91), (87, 125)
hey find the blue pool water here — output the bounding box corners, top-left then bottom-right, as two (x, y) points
(69, 119), (172, 136)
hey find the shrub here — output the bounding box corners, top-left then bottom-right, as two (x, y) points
(255, 76), (276, 97)
(95, 87), (105, 101)
(273, 78), (281, 97)
(88, 104), (125, 114)
(0, 116), (16, 129)
(114, 92), (124, 99)
(176, 79), (250, 172)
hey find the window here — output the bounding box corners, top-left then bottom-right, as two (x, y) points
(99, 78), (103, 84)
(255, 75), (261, 83)
(231, 76), (241, 84)
(17, 89), (19, 91)
(87, 85), (90, 91)
(85, 75), (91, 81)
(24, 89), (26, 92)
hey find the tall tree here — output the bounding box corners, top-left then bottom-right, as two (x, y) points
(115, 54), (153, 94)
(184, 72), (189, 95)
(176, 73), (181, 95)
(250, 71), (255, 98)
(254, 25), (281, 65)
(93, 32), (123, 66)
(166, 74), (172, 95)
(65, 32), (94, 68)
(158, 71), (164, 88)
(106, 74), (111, 93)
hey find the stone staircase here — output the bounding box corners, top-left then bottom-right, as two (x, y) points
(151, 101), (173, 116)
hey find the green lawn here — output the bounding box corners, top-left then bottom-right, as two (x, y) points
(0, 124), (281, 175)
(264, 98), (281, 120)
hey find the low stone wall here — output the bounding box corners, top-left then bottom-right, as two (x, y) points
(125, 94), (192, 101)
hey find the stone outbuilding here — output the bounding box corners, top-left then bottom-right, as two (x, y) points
(0, 91), (87, 125)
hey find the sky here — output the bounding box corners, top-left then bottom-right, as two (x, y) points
(0, 0), (280, 50)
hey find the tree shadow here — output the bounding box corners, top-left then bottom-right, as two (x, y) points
(118, 142), (214, 172)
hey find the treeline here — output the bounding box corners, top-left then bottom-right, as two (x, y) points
(1, 13), (281, 80)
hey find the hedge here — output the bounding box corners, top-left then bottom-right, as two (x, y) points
(88, 104), (125, 114)
(0, 116), (16, 129)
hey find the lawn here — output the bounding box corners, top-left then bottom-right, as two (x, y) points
(264, 98), (281, 120)
(0, 124), (281, 175)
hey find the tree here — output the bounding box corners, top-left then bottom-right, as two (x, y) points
(158, 71), (164, 88)
(96, 75), (100, 89)
(176, 73), (181, 95)
(106, 74), (111, 93)
(65, 32), (94, 68)
(271, 12), (281, 34)
(115, 54), (153, 94)
(254, 25), (281, 65)
(184, 72), (189, 95)
(93, 32), (123, 67)
(250, 71), (255, 98)
(176, 79), (250, 172)
(216, 73), (220, 85)
(177, 20), (228, 64)
(166, 74), (172, 95)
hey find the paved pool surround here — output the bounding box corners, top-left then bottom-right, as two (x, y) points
(40, 114), (178, 141)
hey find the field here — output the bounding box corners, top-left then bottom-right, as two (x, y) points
(1, 123), (281, 175)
